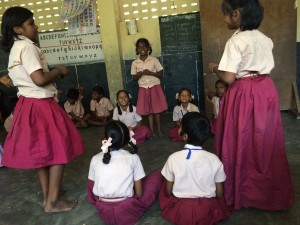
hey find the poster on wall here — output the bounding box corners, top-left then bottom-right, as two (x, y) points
(60, 0), (91, 22)
(38, 27), (104, 66)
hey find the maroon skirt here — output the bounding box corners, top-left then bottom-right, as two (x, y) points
(214, 76), (294, 210)
(159, 181), (233, 225)
(87, 171), (163, 225)
(2, 96), (85, 169)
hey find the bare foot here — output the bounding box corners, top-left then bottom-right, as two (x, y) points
(44, 200), (78, 213)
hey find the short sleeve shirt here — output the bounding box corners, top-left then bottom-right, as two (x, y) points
(88, 149), (145, 198)
(112, 105), (142, 127)
(90, 97), (114, 117)
(173, 103), (200, 121)
(161, 144), (226, 198)
(8, 36), (57, 98)
(218, 29), (274, 78)
(131, 55), (163, 88)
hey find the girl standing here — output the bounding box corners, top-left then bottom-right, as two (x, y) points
(1, 7), (84, 212)
(168, 88), (199, 141)
(160, 112), (233, 225)
(131, 38), (168, 137)
(208, 0), (294, 210)
(113, 90), (151, 145)
(87, 120), (163, 225)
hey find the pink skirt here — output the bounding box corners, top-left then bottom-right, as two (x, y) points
(133, 125), (151, 145)
(136, 85), (168, 115)
(210, 118), (217, 135)
(87, 171), (163, 225)
(167, 126), (183, 141)
(159, 181), (233, 225)
(2, 96), (85, 169)
(214, 76), (294, 210)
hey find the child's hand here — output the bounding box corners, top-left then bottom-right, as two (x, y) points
(208, 63), (218, 74)
(57, 65), (69, 77)
(142, 69), (152, 75)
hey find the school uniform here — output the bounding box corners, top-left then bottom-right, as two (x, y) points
(159, 144), (233, 225)
(90, 97), (114, 117)
(131, 55), (168, 115)
(2, 36), (84, 169)
(216, 29), (294, 210)
(112, 106), (151, 145)
(168, 103), (199, 141)
(64, 95), (85, 119)
(209, 96), (221, 134)
(87, 150), (163, 225)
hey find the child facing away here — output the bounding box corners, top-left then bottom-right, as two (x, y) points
(87, 120), (163, 225)
(160, 112), (233, 225)
(168, 88), (199, 141)
(88, 86), (114, 126)
(208, 0), (294, 210)
(64, 87), (88, 128)
(113, 90), (151, 145)
(131, 38), (168, 138)
(0, 6), (84, 212)
(206, 80), (227, 134)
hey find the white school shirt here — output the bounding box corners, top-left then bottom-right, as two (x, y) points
(218, 29), (274, 78)
(161, 144), (226, 198)
(211, 96), (220, 118)
(88, 149), (145, 199)
(64, 95), (85, 118)
(8, 36), (57, 98)
(90, 97), (114, 117)
(131, 55), (163, 88)
(173, 103), (200, 122)
(112, 105), (142, 127)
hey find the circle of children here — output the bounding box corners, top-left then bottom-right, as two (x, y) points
(0, 0), (295, 224)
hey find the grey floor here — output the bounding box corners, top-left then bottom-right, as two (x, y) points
(0, 112), (299, 225)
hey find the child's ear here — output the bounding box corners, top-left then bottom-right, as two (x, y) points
(13, 26), (22, 35)
(182, 133), (188, 142)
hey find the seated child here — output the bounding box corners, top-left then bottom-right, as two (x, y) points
(206, 79), (228, 134)
(87, 120), (163, 225)
(64, 87), (88, 128)
(160, 112), (233, 225)
(168, 88), (199, 141)
(113, 90), (151, 145)
(88, 86), (114, 126)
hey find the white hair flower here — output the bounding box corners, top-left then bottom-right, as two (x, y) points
(101, 137), (112, 153)
(175, 93), (179, 99)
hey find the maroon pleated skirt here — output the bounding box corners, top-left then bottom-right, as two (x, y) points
(133, 125), (151, 145)
(159, 181), (233, 225)
(2, 96), (85, 169)
(214, 76), (294, 210)
(136, 85), (168, 115)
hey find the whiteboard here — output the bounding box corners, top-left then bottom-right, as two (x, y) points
(38, 27), (104, 66)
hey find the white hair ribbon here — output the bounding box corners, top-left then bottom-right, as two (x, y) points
(101, 137), (112, 153)
(129, 130), (137, 145)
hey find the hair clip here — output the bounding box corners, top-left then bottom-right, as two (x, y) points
(101, 137), (112, 153)
(129, 130), (137, 145)
(175, 93), (179, 100)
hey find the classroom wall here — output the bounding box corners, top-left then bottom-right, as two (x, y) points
(201, 0), (296, 110)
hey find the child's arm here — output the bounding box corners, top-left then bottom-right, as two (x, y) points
(165, 180), (174, 196)
(215, 182), (224, 198)
(208, 63), (236, 85)
(76, 86), (84, 95)
(129, 120), (142, 131)
(0, 75), (13, 87)
(142, 69), (163, 78)
(134, 179), (143, 198)
(132, 71), (143, 81)
(30, 65), (68, 87)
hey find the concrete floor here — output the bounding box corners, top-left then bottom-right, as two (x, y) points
(0, 112), (299, 225)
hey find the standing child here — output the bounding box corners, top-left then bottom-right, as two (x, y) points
(160, 112), (233, 225)
(131, 38), (168, 137)
(0, 6), (84, 212)
(88, 86), (114, 126)
(87, 120), (163, 225)
(206, 80), (227, 134)
(113, 90), (151, 145)
(168, 88), (199, 141)
(208, 0), (294, 210)
(64, 87), (88, 128)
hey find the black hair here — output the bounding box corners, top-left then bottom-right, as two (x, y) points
(221, 0), (264, 31)
(102, 120), (138, 164)
(67, 88), (79, 100)
(135, 38), (152, 55)
(92, 86), (104, 96)
(1, 7), (34, 52)
(215, 79), (228, 88)
(180, 112), (210, 146)
(116, 90), (133, 115)
(176, 88), (194, 106)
